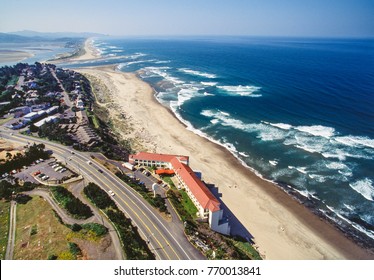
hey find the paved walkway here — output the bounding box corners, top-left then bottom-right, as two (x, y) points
(4, 200), (16, 260)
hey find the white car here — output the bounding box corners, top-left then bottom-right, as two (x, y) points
(87, 160), (92, 165)
(108, 190), (115, 196)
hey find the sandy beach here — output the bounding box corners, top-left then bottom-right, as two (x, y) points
(0, 50), (33, 64)
(75, 40), (373, 260)
(71, 38), (99, 61)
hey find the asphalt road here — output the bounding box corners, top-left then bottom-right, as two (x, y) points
(0, 128), (204, 260)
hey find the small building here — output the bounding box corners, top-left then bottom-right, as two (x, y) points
(23, 112), (39, 122)
(34, 116), (59, 128)
(9, 106), (31, 115)
(46, 106), (59, 115)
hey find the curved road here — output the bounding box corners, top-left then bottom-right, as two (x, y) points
(1, 128), (204, 260)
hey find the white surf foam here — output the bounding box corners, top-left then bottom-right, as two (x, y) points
(294, 188), (318, 200)
(308, 174), (326, 182)
(203, 92), (214, 96)
(294, 125), (335, 138)
(325, 162), (348, 170)
(239, 151), (250, 158)
(201, 82), (218, 86)
(176, 87), (201, 106)
(269, 160), (278, 166)
(179, 68), (217, 79)
(154, 60), (171, 64)
(334, 135), (374, 149)
(343, 203), (355, 211)
(217, 85), (262, 97)
(349, 178), (374, 201)
(296, 167), (308, 174)
(142, 66), (183, 85)
(268, 122), (293, 130)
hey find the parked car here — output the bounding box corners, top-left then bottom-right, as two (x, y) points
(33, 171), (41, 176)
(59, 168), (67, 173)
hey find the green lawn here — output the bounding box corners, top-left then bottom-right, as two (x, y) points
(0, 200), (10, 260)
(228, 237), (262, 260)
(180, 190), (198, 218)
(162, 175), (176, 188)
(86, 110), (100, 129)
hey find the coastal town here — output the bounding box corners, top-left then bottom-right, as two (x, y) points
(0, 35), (373, 262)
(0, 58), (260, 260)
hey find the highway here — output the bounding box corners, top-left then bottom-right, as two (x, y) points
(0, 128), (204, 260)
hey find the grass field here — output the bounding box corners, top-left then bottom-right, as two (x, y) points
(180, 190), (198, 218)
(162, 175), (176, 188)
(13, 195), (112, 260)
(13, 196), (72, 260)
(0, 200), (10, 260)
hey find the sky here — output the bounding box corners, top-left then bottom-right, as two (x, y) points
(0, 0), (373, 37)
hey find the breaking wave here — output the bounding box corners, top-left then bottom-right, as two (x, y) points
(350, 179), (374, 201)
(179, 68), (217, 79)
(217, 85), (262, 97)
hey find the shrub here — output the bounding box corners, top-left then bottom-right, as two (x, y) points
(51, 186), (93, 219)
(83, 183), (116, 209)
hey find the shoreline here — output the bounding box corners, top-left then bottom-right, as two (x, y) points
(74, 39), (373, 259)
(0, 50), (34, 64)
(71, 37), (100, 61)
(77, 66), (373, 260)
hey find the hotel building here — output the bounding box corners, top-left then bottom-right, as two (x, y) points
(129, 152), (230, 235)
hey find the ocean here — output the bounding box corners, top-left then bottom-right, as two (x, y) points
(61, 36), (374, 247)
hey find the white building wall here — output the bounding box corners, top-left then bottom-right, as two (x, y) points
(209, 210), (230, 235)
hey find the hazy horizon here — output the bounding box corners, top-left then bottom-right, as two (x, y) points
(1, 0), (373, 38)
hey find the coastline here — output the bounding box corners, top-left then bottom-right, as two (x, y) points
(71, 37), (99, 61)
(75, 39), (373, 260)
(0, 50), (34, 64)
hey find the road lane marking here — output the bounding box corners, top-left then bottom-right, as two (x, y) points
(6, 133), (191, 259)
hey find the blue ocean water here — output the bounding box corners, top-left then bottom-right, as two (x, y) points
(63, 36), (374, 246)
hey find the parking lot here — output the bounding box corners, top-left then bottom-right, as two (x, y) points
(13, 157), (75, 185)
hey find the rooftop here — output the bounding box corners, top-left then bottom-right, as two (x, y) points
(170, 157), (220, 212)
(129, 152), (189, 163)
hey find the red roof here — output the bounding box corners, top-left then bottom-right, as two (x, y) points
(129, 152), (220, 212)
(155, 169), (175, 175)
(129, 152), (188, 163)
(170, 157), (220, 212)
